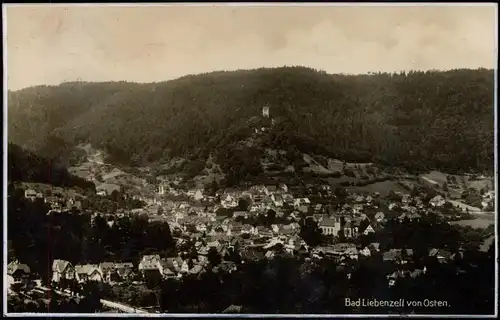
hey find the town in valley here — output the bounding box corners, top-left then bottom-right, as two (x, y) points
(4, 3), (497, 316)
(7, 104), (496, 314)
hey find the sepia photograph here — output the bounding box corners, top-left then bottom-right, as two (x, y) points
(3, 2), (498, 317)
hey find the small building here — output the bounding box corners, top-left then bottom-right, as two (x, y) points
(52, 259), (76, 283)
(319, 217), (341, 236)
(262, 106), (270, 118)
(428, 248), (453, 263)
(429, 195), (446, 208)
(96, 183), (121, 196)
(374, 212), (385, 222)
(114, 262), (134, 281)
(99, 262), (115, 282)
(138, 255), (161, 273)
(24, 189), (37, 200)
(75, 264), (104, 283)
(362, 225), (376, 236)
(7, 260), (31, 281)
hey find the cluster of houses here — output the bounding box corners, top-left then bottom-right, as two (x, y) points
(24, 188), (83, 212)
(311, 243), (466, 287)
(51, 260), (136, 284)
(14, 167), (493, 295)
(7, 260), (33, 292)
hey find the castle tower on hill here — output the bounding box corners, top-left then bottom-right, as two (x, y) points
(262, 105), (270, 118)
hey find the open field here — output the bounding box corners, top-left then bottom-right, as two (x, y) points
(346, 180), (409, 197)
(450, 215), (495, 229)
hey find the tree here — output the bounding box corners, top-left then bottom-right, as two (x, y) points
(266, 209), (277, 225)
(443, 182), (449, 192)
(207, 247), (222, 266)
(157, 206), (164, 215)
(299, 217), (323, 247)
(334, 187), (348, 204)
(209, 179), (219, 197)
(238, 198), (251, 211)
(8, 69), (494, 178)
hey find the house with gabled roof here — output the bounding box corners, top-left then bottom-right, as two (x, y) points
(279, 224), (296, 236)
(114, 262), (134, 281)
(271, 194), (284, 207)
(24, 189), (37, 201)
(138, 255), (161, 273)
(369, 242), (381, 252)
(362, 224), (376, 236)
(293, 198), (311, 208)
(160, 262), (177, 279)
(359, 247), (371, 257)
(429, 195), (446, 208)
(344, 221), (355, 238)
(256, 226), (273, 237)
(233, 211), (248, 219)
(52, 259), (76, 283)
(375, 212), (385, 222)
(319, 217), (341, 236)
(99, 262), (115, 282)
(383, 249), (414, 264)
(8, 260), (31, 281)
(75, 264), (104, 283)
(278, 183), (288, 193)
(428, 248), (453, 263)
(241, 248), (265, 262)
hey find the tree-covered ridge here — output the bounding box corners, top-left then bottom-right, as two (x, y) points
(8, 143), (95, 191)
(8, 67), (494, 173)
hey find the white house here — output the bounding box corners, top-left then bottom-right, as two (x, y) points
(293, 198), (311, 208)
(221, 195), (238, 208)
(363, 225), (375, 236)
(180, 261), (190, 273)
(24, 189), (37, 200)
(271, 195), (284, 207)
(375, 212), (385, 222)
(360, 247), (371, 257)
(262, 106), (270, 118)
(52, 260), (76, 283)
(319, 217), (341, 237)
(7, 274), (15, 293)
(75, 264), (104, 283)
(195, 223), (207, 233)
(430, 195), (446, 208)
(278, 183), (288, 193)
(194, 190), (204, 201)
(388, 203), (398, 211)
(138, 255), (161, 273)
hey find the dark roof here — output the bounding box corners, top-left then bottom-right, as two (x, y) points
(52, 259), (71, 273)
(8, 261), (31, 275)
(100, 262), (115, 271)
(383, 249), (413, 261)
(241, 249), (265, 261)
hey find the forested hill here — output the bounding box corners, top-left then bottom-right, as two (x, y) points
(7, 67), (494, 174)
(8, 143), (95, 191)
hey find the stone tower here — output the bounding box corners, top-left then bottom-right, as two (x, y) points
(262, 105), (270, 118)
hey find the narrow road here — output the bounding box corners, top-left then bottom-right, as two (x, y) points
(36, 286), (149, 314)
(100, 298), (149, 314)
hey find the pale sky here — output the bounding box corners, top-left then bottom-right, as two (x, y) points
(4, 4), (498, 90)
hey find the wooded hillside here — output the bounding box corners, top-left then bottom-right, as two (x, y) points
(8, 67), (494, 174)
(8, 143), (95, 190)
